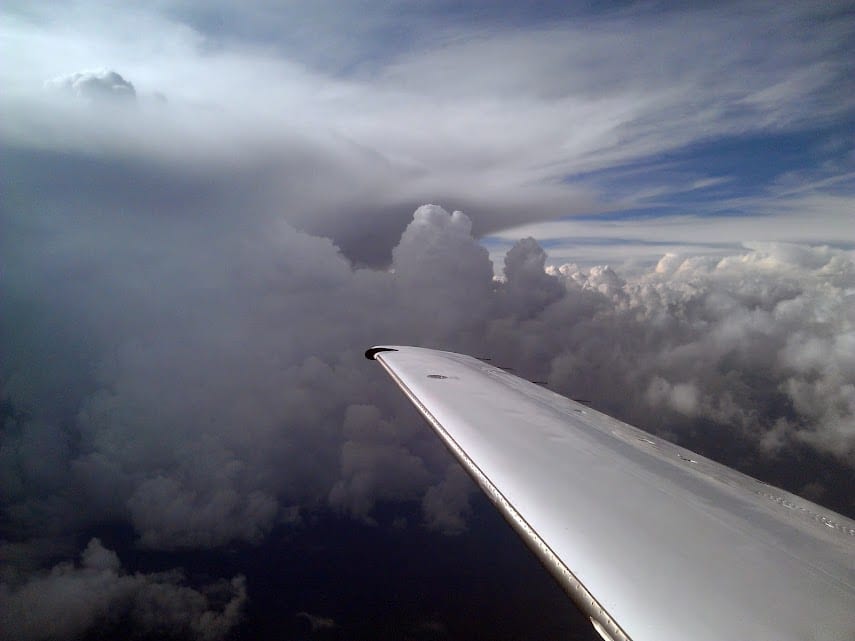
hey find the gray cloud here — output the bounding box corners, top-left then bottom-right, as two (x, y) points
(4, 196), (852, 555)
(422, 464), (475, 536)
(296, 611), (336, 632)
(3, 171), (854, 637)
(329, 404), (432, 521)
(0, 538), (246, 641)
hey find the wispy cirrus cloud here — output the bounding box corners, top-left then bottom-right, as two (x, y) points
(2, 2), (852, 263)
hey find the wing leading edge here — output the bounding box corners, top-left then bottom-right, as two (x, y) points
(367, 345), (855, 641)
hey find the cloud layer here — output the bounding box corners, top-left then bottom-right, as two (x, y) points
(1, 2), (853, 637)
(4, 195), (854, 639)
(3, 2), (853, 263)
(1, 539), (246, 641)
(4, 200), (853, 550)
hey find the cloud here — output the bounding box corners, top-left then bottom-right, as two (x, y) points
(296, 611), (336, 631)
(2, 2), (852, 262)
(4, 197), (853, 555)
(499, 237), (565, 318)
(391, 205), (495, 342)
(422, 464), (475, 535)
(0, 538), (246, 641)
(485, 196), (855, 272)
(45, 69), (136, 102)
(329, 404), (431, 521)
(534, 244), (855, 467)
(3, 181), (854, 636)
(645, 378), (701, 416)
(1, 3), (853, 636)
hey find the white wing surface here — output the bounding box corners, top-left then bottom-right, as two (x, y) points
(366, 346), (855, 641)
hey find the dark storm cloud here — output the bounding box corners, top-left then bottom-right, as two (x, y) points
(4, 186), (853, 543)
(296, 611), (336, 632)
(0, 539), (245, 641)
(4, 186), (853, 636)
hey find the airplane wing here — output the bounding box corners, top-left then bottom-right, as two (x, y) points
(366, 345), (855, 641)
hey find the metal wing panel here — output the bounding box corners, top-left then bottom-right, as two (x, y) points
(367, 346), (855, 641)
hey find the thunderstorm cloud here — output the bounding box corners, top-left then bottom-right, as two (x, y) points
(2, 2), (854, 638)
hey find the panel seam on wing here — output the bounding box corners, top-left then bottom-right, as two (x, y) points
(373, 353), (634, 641)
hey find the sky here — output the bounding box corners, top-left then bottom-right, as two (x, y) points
(1, 2), (854, 640)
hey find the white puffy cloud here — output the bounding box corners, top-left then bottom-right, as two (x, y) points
(0, 538), (246, 641)
(45, 69), (136, 102)
(391, 205), (495, 344)
(499, 237), (565, 318)
(534, 243), (855, 466)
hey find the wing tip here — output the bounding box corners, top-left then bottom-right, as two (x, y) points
(365, 346), (398, 360)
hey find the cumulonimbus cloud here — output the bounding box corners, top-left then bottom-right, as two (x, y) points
(2, 6), (853, 632)
(3, 202), (852, 557)
(3, 193), (853, 639)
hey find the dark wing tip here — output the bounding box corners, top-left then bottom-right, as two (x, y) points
(365, 347), (398, 361)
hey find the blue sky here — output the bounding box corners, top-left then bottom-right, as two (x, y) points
(484, 114), (854, 267)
